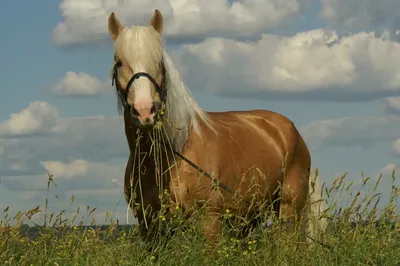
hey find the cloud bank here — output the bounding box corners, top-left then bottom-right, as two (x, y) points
(300, 114), (400, 151)
(177, 29), (400, 101)
(52, 0), (310, 46)
(0, 101), (127, 178)
(0, 102), (129, 224)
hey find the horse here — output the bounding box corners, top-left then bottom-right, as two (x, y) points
(107, 9), (328, 244)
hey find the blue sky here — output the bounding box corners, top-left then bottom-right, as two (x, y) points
(1, 0), (400, 224)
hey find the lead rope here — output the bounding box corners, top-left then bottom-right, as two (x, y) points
(171, 150), (234, 194)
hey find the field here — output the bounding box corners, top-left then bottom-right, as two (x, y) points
(1, 171), (399, 266)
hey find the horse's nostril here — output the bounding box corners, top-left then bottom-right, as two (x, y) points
(130, 106), (139, 116)
(150, 104), (156, 114)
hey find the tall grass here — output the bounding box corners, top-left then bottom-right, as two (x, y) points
(1, 170), (399, 266)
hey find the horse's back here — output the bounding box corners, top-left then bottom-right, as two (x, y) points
(206, 109), (305, 156)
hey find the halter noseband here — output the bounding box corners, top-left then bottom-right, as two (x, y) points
(112, 59), (167, 111)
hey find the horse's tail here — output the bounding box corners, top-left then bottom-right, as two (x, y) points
(305, 168), (328, 243)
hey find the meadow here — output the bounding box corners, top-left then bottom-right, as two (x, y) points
(1, 171), (399, 266)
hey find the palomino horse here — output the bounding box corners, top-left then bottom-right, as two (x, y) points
(107, 9), (328, 243)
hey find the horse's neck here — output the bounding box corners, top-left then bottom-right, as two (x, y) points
(123, 110), (153, 154)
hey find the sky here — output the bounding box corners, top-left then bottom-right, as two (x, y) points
(1, 0), (400, 225)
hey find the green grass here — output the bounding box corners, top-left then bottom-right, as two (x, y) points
(1, 171), (399, 266)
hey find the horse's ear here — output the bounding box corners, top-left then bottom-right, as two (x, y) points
(149, 9), (163, 34)
(108, 12), (123, 41)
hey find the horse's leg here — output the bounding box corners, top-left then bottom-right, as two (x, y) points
(123, 153), (146, 242)
(124, 152), (141, 229)
(124, 153), (157, 242)
(201, 191), (223, 241)
(202, 210), (221, 240)
(279, 162), (310, 241)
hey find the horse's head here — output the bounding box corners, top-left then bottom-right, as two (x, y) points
(108, 10), (166, 130)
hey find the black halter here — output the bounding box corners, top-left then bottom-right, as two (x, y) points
(111, 58), (167, 109)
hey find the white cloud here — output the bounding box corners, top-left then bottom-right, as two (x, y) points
(381, 163), (398, 175)
(0, 101), (59, 137)
(52, 0), (310, 46)
(385, 97), (400, 114)
(51, 71), (109, 96)
(394, 139), (400, 155)
(40, 159), (123, 181)
(177, 29), (400, 100)
(321, 0), (400, 32)
(379, 163), (399, 194)
(40, 159), (90, 179)
(300, 114), (400, 150)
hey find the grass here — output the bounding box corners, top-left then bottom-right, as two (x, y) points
(1, 171), (399, 266)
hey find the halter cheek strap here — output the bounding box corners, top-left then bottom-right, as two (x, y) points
(112, 59), (167, 109)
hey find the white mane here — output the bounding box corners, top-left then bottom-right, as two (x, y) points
(112, 26), (214, 152)
(162, 51), (215, 152)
